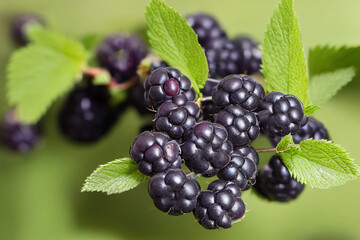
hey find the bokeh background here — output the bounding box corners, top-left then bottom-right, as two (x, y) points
(1, 0), (360, 239)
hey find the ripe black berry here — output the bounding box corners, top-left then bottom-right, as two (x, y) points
(181, 121), (233, 177)
(269, 117), (329, 146)
(0, 110), (41, 153)
(154, 94), (200, 142)
(97, 34), (147, 83)
(205, 38), (243, 79)
(232, 36), (262, 75)
(148, 169), (200, 215)
(11, 14), (45, 46)
(214, 105), (260, 148)
(58, 84), (117, 143)
(258, 91), (307, 137)
(130, 131), (181, 176)
(254, 155), (304, 202)
(193, 180), (245, 229)
(200, 78), (220, 97)
(217, 145), (259, 190)
(212, 75), (265, 111)
(144, 67), (195, 109)
(200, 78), (220, 121)
(186, 13), (227, 47)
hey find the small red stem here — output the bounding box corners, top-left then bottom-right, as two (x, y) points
(256, 148), (277, 153)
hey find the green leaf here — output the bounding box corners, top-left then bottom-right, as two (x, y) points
(261, 0), (310, 107)
(309, 45), (360, 80)
(145, 0), (208, 96)
(80, 34), (102, 50)
(81, 158), (148, 195)
(6, 27), (88, 123)
(309, 67), (356, 107)
(276, 136), (360, 189)
(304, 104), (320, 116)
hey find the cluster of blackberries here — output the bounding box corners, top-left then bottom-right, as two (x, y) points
(186, 13), (262, 78)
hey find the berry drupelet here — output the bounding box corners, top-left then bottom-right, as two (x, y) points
(148, 169), (201, 215)
(193, 180), (245, 229)
(144, 67), (195, 109)
(232, 36), (262, 75)
(181, 121), (233, 177)
(130, 131), (182, 176)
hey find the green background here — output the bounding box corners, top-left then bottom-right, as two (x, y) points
(1, 0), (360, 239)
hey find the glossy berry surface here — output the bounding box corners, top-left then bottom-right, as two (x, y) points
(258, 91), (307, 137)
(186, 13), (227, 47)
(214, 105), (260, 148)
(148, 169), (200, 216)
(154, 94), (200, 142)
(12, 14), (45, 46)
(217, 146), (259, 190)
(200, 78), (220, 97)
(97, 34), (147, 83)
(270, 117), (329, 146)
(206, 38), (243, 79)
(254, 155), (305, 202)
(193, 180), (245, 229)
(130, 131), (181, 176)
(212, 75), (265, 111)
(200, 78), (220, 121)
(144, 67), (195, 109)
(232, 36), (262, 75)
(59, 85), (117, 143)
(0, 110), (41, 153)
(181, 121), (233, 177)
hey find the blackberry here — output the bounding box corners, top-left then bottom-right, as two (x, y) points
(144, 67), (195, 109)
(148, 169), (200, 215)
(11, 14), (45, 46)
(0, 110), (41, 153)
(258, 91), (307, 137)
(232, 36), (262, 75)
(58, 84), (117, 143)
(212, 75), (265, 111)
(97, 34), (147, 83)
(270, 117), (329, 146)
(205, 38), (243, 79)
(193, 180), (245, 229)
(154, 94), (200, 142)
(181, 121), (233, 177)
(200, 78), (220, 97)
(254, 155), (304, 202)
(130, 131), (181, 176)
(214, 105), (260, 148)
(186, 13), (227, 47)
(217, 146), (259, 190)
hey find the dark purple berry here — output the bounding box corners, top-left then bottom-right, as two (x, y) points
(186, 13), (227, 47)
(232, 36), (262, 75)
(148, 169), (200, 215)
(97, 34), (147, 83)
(181, 121), (233, 177)
(58, 84), (117, 143)
(205, 38), (243, 79)
(144, 67), (195, 109)
(154, 94), (200, 142)
(11, 14), (45, 46)
(214, 105), (260, 148)
(0, 110), (41, 153)
(200, 78), (220, 121)
(212, 75), (265, 111)
(200, 78), (220, 96)
(254, 155), (304, 202)
(193, 180), (245, 229)
(217, 145), (259, 190)
(258, 91), (307, 137)
(269, 117), (329, 146)
(130, 131), (181, 176)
